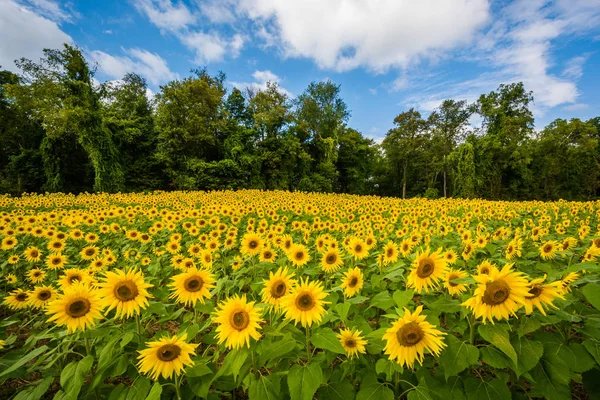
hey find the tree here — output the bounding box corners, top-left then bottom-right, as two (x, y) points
(382, 109), (429, 198)
(336, 128), (377, 194)
(6, 44), (123, 192)
(428, 99), (473, 197)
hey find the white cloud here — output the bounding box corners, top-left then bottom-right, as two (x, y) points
(180, 31), (245, 63)
(563, 103), (589, 111)
(562, 55), (588, 80)
(20, 0), (75, 23)
(132, 0), (196, 33)
(230, 69), (292, 97)
(0, 0), (72, 72)
(89, 48), (179, 86)
(237, 0), (490, 72)
(199, 0), (236, 23)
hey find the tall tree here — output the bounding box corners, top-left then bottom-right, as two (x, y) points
(382, 109), (429, 198)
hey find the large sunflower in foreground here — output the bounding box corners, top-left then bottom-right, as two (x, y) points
(383, 306), (446, 368)
(98, 269), (153, 319)
(524, 275), (564, 315)
(169, 267), (216, 306)
(462, 263), (529, 324)
(213, 295), (263, 349)
(337, 328), (367, 359)
(261, 267), (295, 310)
(406, 248), (448, 293)
(340, 267), (364, 297)
(137, 334), (198, 380)
(280, 278), (329, 328)
(46, 282), (103, 333)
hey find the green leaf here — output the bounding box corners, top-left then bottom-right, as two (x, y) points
(529, 353), (571, 400)
(393, 289), (414, 309)
(219, 348), (249, 382)
(370, 291), (395, 310)
(421, 375), (466, 400)
(60, 355), (94, 400)
(438, 335), (479, 380)
(335, 303), (352, 322)
(249, 375), (278, 400)
(407, 377), (433, 400)
(145, 383), (162, 400)
(511, 337), (543, 376)
(126, 377), (151, 400)
(356, 383), (394, 400)
(477, 325), (517, 367)
(375, 358), (402, 381)
(583, 369), (600, 400)
(480, 346), (511, 369)
(260, 334), (296, 363)
(318, 381), (356, 400)
(516, 318), (541, 338)
(13, 376), (54, 400)
(583, 339), (600, 364)
(463, 378), (511, 400)
(582, 283), (600, 310)
(288, 362), (323, 400)
(311, 328), (345, 354)
(0, 345), (48, 379)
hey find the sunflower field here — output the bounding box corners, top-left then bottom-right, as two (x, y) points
(1, 190), (600, 400)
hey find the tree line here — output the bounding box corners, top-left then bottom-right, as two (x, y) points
(1, 44), (599, 200)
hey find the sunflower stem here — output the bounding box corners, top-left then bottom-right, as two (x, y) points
(468, 314), (476, 345)
(305, 326), (312, 363)
(135, 313), (143, 338)
(174, 374), (182, 400)
(84, 333), (91, 356)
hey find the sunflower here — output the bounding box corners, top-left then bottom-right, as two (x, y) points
(169, 267), (216, 306)
(288, 244), (310, 267)
(558, 272), (580, 294)
(406, 248), (448, 293)
(524, 275), (564, 315)
(347, 238), (369, 260)
(443, 249), (458, 265)
(231, 256), (243, 271)
(1, 237), (18, 250)
(29, 285), (57, 309)
(505, 238), (523, 260)
(382, 241), (399, 265)
(80, 246), (99, 261)
(340, 267), (364, 297)
(213, 295), (263, 349)
(261, 267), (295, 309)
(0, 339), (5, 350)
(59, 268), (90, 288)
(3, 289), (30, 310)
(98, 269), (153, 319)
(539, 240), (558, 260)
(240, 233), (263, 257)
(462, 263), (529, 324)
(47, 240), (65, 253)
(444, 269), (469, 296)
(280, 278), (328, 328)
(46, 253), (68, 270)
(383, 306), (446, 368)
(27, 268), (46, 284)
(5, 274), (17, 284)
(337, 328), (367, 359)
(137, 334), (198, 380)
(24, 246), (43, 263)
(399, 239), (413, 257)
(321, 248), (344, 273)
(476, 260), (498, 276)
(461, 240), (475, 260)
(8, 254), (19, 264)
(259, 247), (277, 263)
(46, 282), (103, 333)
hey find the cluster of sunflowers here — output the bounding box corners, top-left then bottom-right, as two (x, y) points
(0, 190), (599, 400)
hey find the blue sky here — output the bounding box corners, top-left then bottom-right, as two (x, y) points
(1, 0), (599, 141)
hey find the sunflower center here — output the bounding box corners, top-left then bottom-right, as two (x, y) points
(417, 259), (435, 278)
(52, 258), (61, 265)
(349, 277), (359, 288)
(31, 250), (39, 257)
(67, 298), (91, 317)
(396, 322), (424, 347)
(543, 244), (552, 253)
(482, 280), (510, 305)
(184, 276), (204, 292)
(157, 344), (181, 362)
(33, 271), (41, 277)
(296, 293), (315, 311)
(354, 245), (363, 253)
(386, 248), (394, 257)
(448, 274), (459, 287)
(231, 310), (250, 330)
(85, 249), (95, 256)
(270, 281), (287, 298)
(38, 290), (51, 300)
(345, 338), (357, 348)
(526, 285), (543, 299)
(248, 240), (258, 249)
(16, 293), (28, 302)
(326, 254), (337, 264)
(69, 275), (81, 284)
(480, 267), (490, 275)
(263, 251), (272, 259)
(114, 280), (139, 301)
(294, 251), (305, 261)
